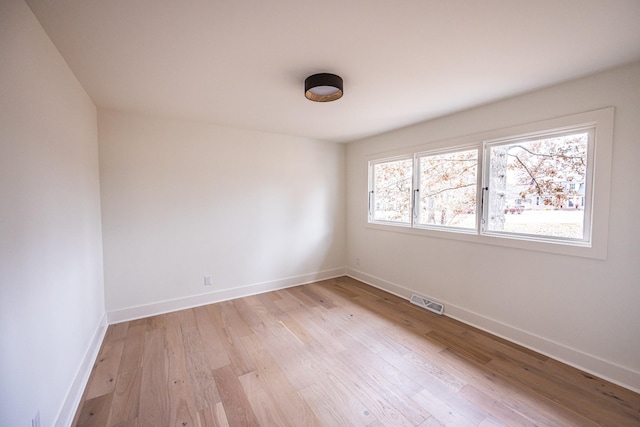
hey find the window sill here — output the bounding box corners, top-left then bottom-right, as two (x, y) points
(366, 221), (606, 260)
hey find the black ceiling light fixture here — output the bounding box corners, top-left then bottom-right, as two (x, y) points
(304, 73), (343, 102)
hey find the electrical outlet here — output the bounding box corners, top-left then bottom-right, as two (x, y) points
(32, 411), (40, 427)
(355, 258), (360, 266)
(204, 275), (213, 286)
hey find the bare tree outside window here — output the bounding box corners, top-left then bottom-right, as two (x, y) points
(371, 158), (413, 223)
(369, 130), (591, 242)
(417, 149), (477, 229)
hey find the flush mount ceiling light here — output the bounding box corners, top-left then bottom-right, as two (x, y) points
(304, 73), (343, 102)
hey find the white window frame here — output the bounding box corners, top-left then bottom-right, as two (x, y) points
(368, 155), (414, 227)
(413, 145), (480, 234)
(366, 107), (614, 260)
(481, 126), (595, 246)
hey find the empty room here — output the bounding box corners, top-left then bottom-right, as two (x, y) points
(2, 0), (640, 426)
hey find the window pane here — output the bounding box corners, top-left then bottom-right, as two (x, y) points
(372, 158), (413, 224)
(417, 149), (478, 229)
(486, 132), (589, 240)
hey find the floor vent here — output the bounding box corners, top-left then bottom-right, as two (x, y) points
(410, 294), (444, 315)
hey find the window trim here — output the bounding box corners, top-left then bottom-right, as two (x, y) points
(366, 107), (614, 260)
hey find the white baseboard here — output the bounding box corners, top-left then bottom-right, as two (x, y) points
(107, 268), (346, 324)
(55, 312), (108, 427)
(346, 268), (640, 394)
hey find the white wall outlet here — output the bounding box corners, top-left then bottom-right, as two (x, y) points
(32, 411), (40, 427)
(355, 258), (360, 266)
(204, 275), (213, 286)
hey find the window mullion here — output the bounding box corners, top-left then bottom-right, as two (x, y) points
(412, 155), (419, 227)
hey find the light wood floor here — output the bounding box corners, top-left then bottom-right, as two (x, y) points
(72, 276), (640, 426)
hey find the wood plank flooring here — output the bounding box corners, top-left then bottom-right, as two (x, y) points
(72, 277), (640, 426)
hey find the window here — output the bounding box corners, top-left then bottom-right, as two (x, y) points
(483, 128), (593, 243)
(366, 108), (613, 259)
(369, 157), (413, 225)
(416, 148), (478, 230)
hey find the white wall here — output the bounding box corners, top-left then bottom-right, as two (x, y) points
(0, 1), (106, 426)
(346, 61), (640, 391)
(99, 110), (345, 321)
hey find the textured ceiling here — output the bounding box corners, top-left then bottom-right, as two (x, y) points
(25, 0), (640, 142)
